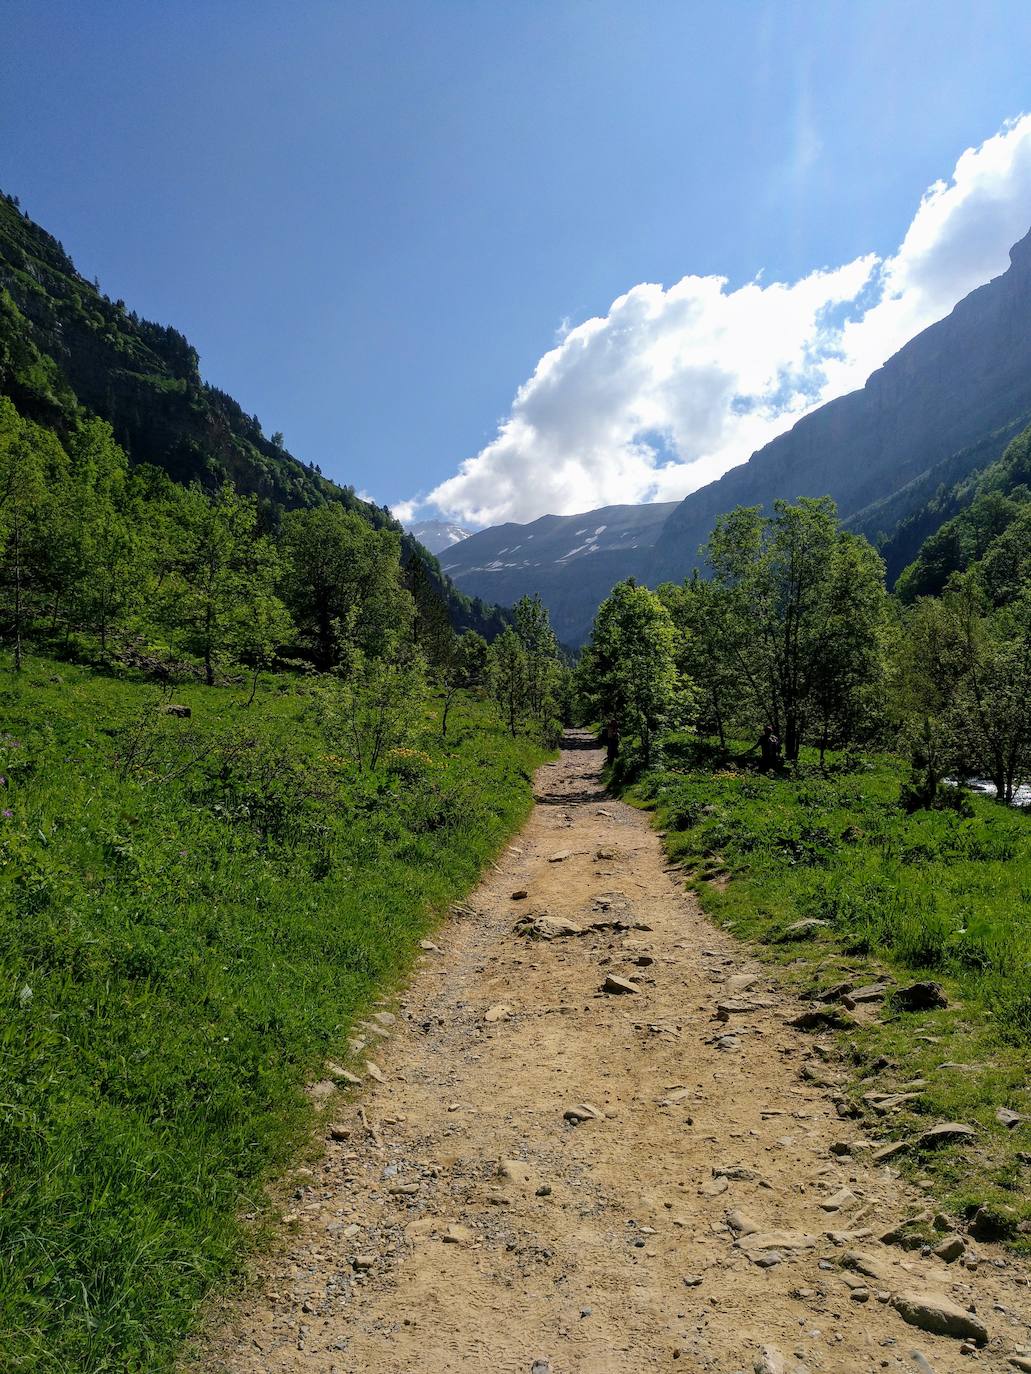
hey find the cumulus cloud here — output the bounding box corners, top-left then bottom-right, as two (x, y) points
(403, 113), (1031, 528)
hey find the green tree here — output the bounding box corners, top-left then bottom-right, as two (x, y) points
(487, 627), (528, 736)
(0, 399), (50, 669)
(578, 580), (685, 764)
(702, 498), (889, 760)
(281, 505), (413, 669)
(513, 593), (561, 731)
(313, 649), (427, 771)
(157, 483), (285, 686)
(899, 575), (1031, 805)
(657, 574), (740, 750)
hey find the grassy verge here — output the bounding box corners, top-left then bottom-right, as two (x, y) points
(0, 657), (548, 1372)
(622, 735), (1031, 1248)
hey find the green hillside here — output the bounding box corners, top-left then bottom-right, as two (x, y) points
(896, 420), (1031, 603)
(0, 190), (505, 640)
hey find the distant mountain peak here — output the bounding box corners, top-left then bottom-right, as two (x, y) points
(408, 519), (473, 554)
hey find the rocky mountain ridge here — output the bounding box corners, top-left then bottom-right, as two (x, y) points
(443, 226), (1031, 642)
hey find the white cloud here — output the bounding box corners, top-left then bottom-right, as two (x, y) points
(407, 112), (1031, 528)
(389, 498), (418, 525)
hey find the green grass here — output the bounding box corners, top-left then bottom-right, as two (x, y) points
(624, 735), (1031, 1245)
(0, 656), (548, 1372)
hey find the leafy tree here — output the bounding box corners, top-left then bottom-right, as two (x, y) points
(578, 580), (685, 764)
(657, 575), (739, 750)
(487, 627), (528, 736)
(313, 648), (427, 771)
(436, 630), (489, 740)
(898, 575), (1031, 805)
(157, 484), (287, 686)
(0, 399), (50, 668)
(701, 498), (890, 760)
(281, 506), (413, 669)
(513, 593), (561, 730)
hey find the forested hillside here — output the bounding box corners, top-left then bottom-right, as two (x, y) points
(0, 191), (505, 641)
(893, 420), (1031, 603)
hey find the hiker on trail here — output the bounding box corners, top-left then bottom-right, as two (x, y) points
(750, 724), (782, 771)
(603, 717), (619, 763)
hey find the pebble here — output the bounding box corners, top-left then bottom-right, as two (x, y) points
(932, 1234), (965, 1263)
(997, 1107), (1025, 1129)
(602, 974), (639, 995)
(820, 1187), (856, 1211)
(365, 1061), (384, 1083)
(329, 1066), (363, 1087)
(872, 1141), (909, 1163)
(726, 973), (759, 994)
(727, 1209), (760, 1236)
(916, 1121), (976, 1148)
(894, 981), (947, 1010)
(563, 1102), (604, 1124)
(699, 1176), (729, 1198)
(441, 1223), (473, 1245)
(841, 1250), (892, 1283)
(754, 1347), (787, 1374)
(548, 850), (571, 863)
(511, 889), (529, 900)
(849, 981), (890, 1003)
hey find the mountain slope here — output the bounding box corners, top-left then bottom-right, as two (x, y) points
(441, 502), (678, 644)
(893, 419), (1031, 602)
(0, 190), (506, 638)
(844, 410), (1031, 584)
(442, 225), (1031, 642)
(651, 226), (1031, 580)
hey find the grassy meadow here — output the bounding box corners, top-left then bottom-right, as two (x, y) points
(0, 657), (548, 1372)
(625, 736), (1031, 1246)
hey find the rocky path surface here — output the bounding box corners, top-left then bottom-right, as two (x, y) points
(196, 733), (1030, 1374)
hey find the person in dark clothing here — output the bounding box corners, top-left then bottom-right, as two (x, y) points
(754, 724), (781, 770)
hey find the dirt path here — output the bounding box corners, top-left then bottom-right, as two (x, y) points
(196, 733), (1029, 1374)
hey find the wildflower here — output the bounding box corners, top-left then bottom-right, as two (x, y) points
(2, 809), (12, 819)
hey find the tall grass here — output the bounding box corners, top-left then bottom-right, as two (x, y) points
(0, 658), (547, 1372)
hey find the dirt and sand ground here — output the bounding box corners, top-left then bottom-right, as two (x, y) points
(194, 732), (1030, 1374)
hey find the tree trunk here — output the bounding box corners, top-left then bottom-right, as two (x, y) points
(785, 712), (801, 762)
(13, 517), (23, 672)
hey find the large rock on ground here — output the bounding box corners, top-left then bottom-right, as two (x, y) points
(891, 1290), (988, 1344)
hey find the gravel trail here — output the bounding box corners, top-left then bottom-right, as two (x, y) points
(194, 732), (1030, 1374)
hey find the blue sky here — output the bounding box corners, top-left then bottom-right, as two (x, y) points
(4, 1), (1031, 526)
